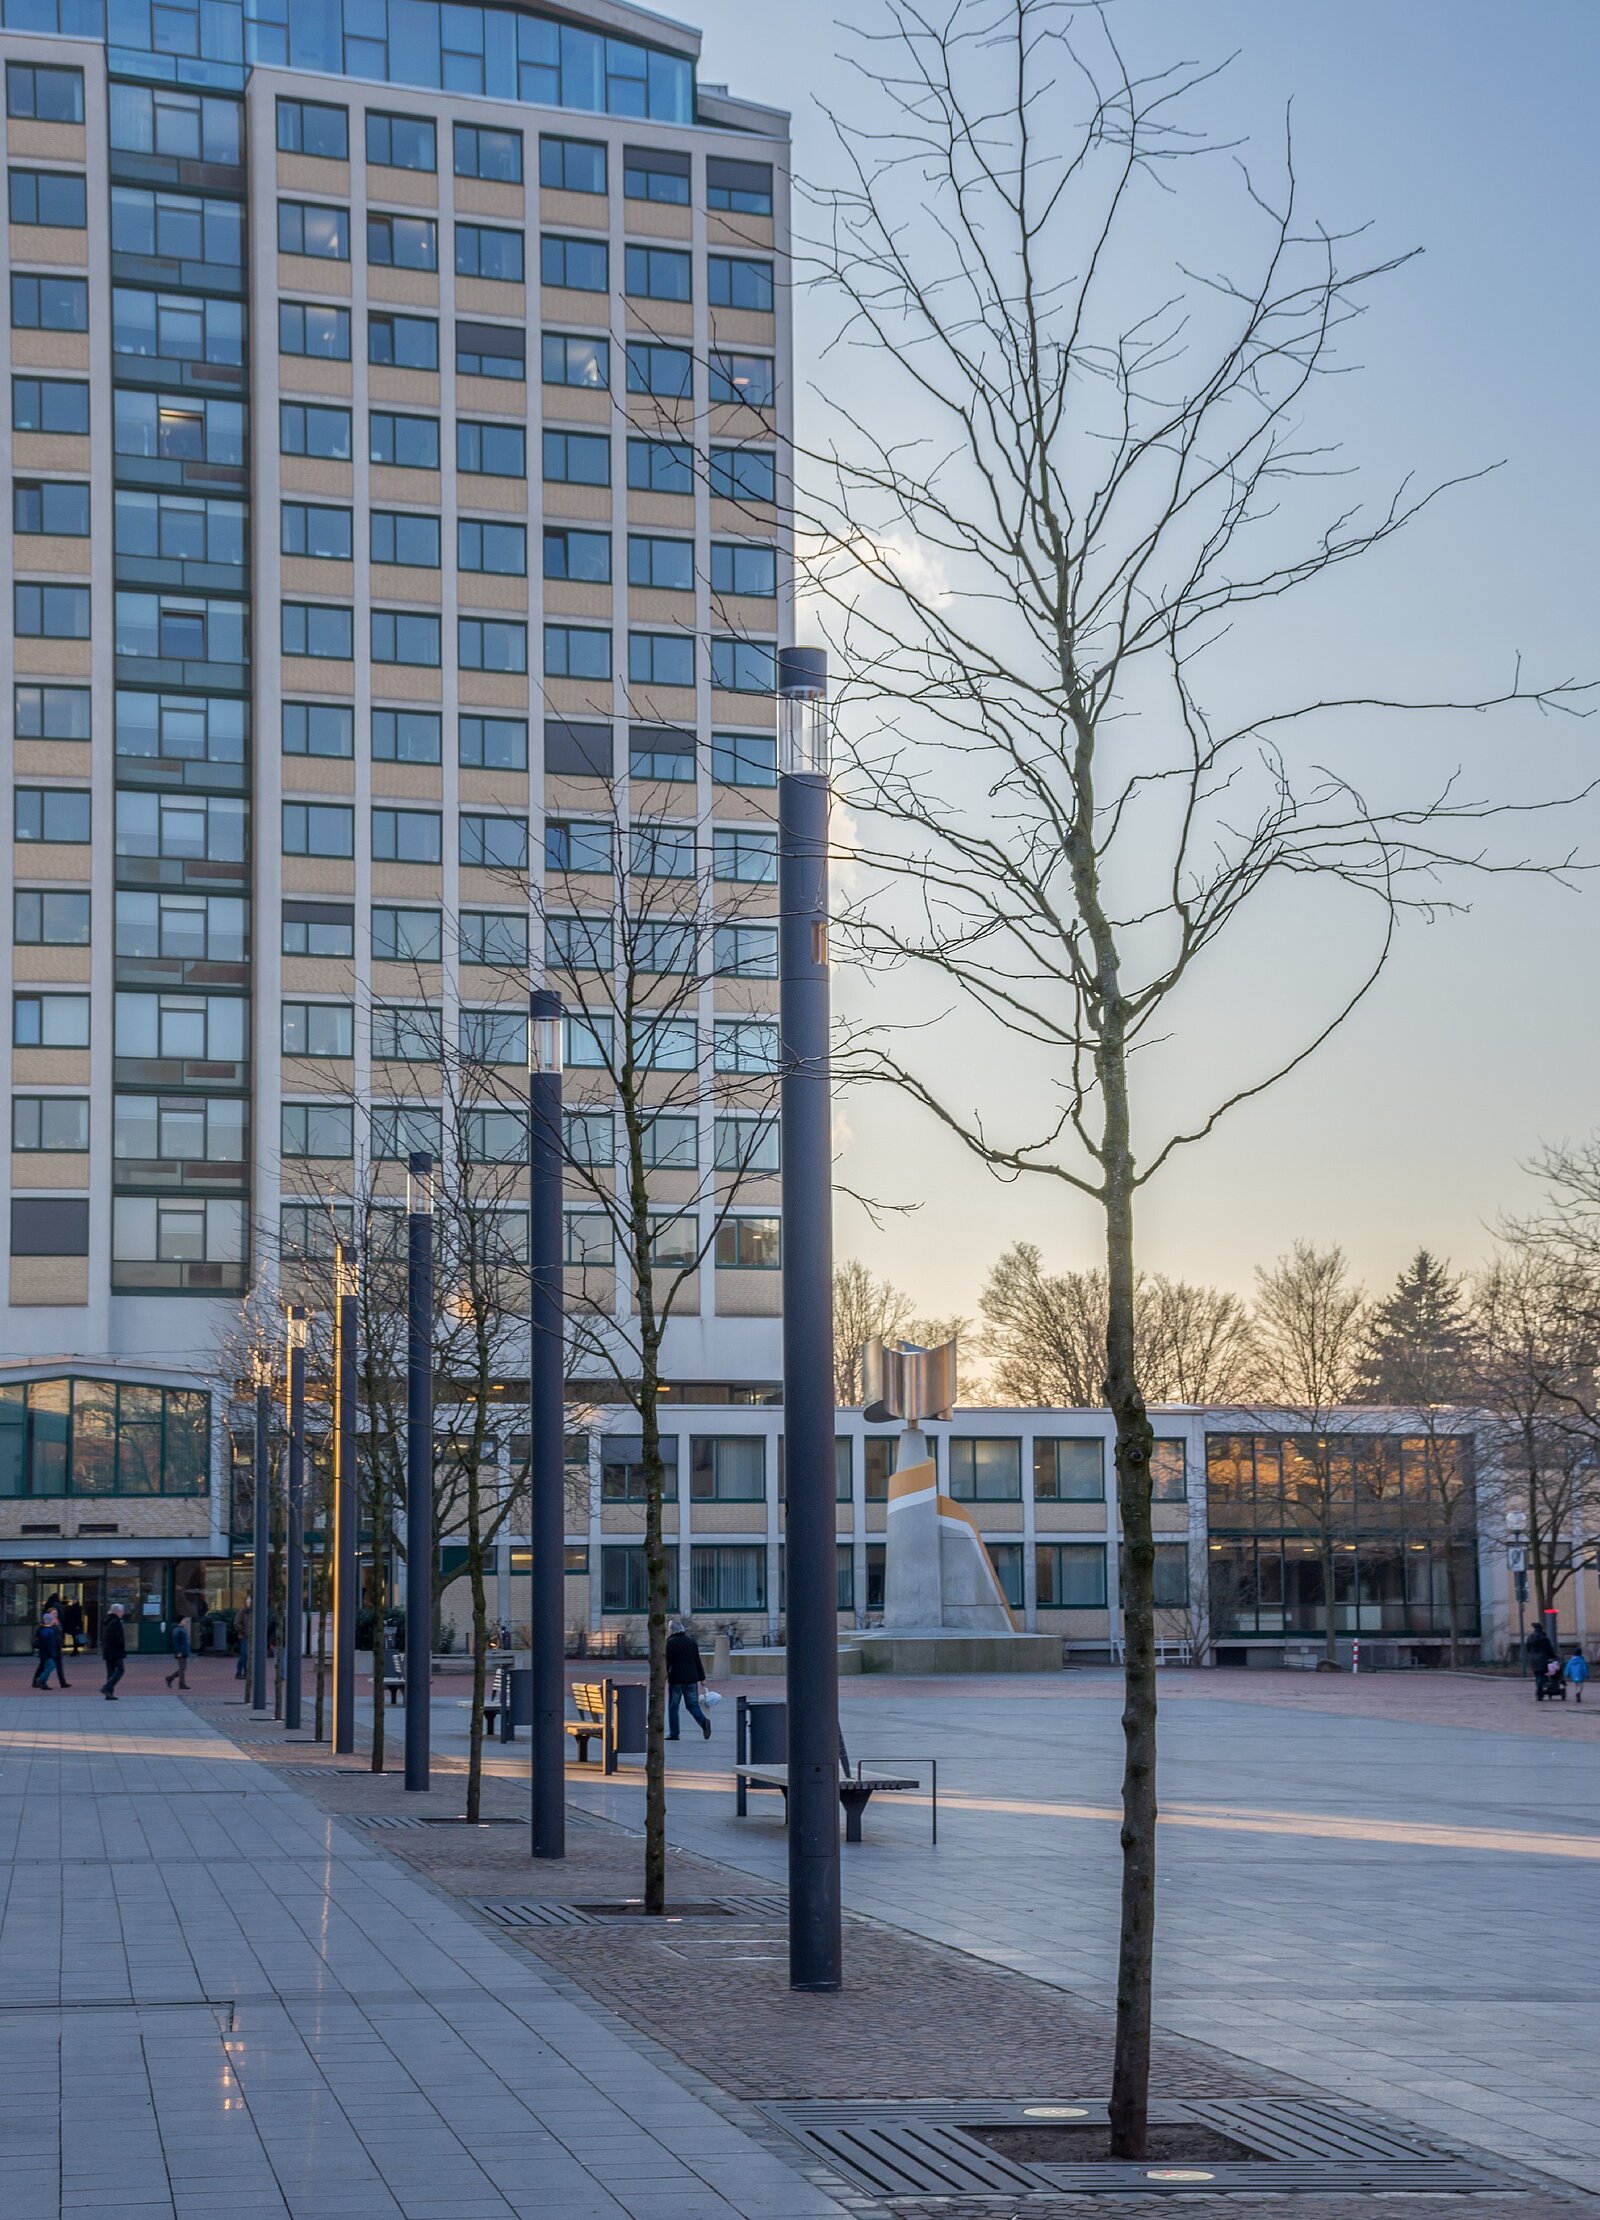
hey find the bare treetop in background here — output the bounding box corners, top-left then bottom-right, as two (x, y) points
(798, 0), (1590, 2156)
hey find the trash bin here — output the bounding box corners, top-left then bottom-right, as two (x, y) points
(612, 1679), (647, 1754)
(747, 1699), (787, 1764)
(505, 1667), (533, 1740)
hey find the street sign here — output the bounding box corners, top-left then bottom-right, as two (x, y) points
(1508, 1546), (1527, 1572)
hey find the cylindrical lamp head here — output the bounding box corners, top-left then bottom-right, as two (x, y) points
(528, 987), (564, 1075)
(407, 1151), (435, 1216)
(778, 645), (830, 778)
(286, 1304), (310, 1351)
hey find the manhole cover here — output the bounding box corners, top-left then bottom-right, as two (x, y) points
(757, 2099), (1502, 2198)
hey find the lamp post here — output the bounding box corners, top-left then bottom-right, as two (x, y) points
(250, 1354), (271, 1713)
(528, 989), (566, 1859)
(284, 1306), (309, 1733)
(777, 645), (842, 1992)
(332, 1243), (359, 1754)
(405, 1152), (434, 1792)
(1507, 1503), (1529, 1661)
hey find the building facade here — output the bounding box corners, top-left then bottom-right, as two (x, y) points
(0, 0), (792, 1649)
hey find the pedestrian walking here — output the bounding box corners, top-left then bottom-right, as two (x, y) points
(234, 1600), (252, 1684)
(32, 1608), (68, 1689)
(1565, 1648), (1590, 1704)
(101, 1603), (128, 1700)
(665, 1618), (711, 1741)
(1526, 1623), (1556, 1697)
(61, 1597), (84, 1654)
(165, 1614), (192, 1690)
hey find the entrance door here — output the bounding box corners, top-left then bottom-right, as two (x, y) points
(35, 1573), (103, 1654)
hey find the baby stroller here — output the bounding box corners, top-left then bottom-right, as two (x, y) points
(1536, 1656), (1568, 1701)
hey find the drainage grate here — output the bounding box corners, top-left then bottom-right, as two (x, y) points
(350, 1813), (519, 1830)
(758, 2099), (1500, 2199)
(472, 1893), (788, 1931)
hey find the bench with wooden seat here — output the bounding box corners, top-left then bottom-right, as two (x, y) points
(563, 1677), (647, 1774)
(732, 1698), (935, 1843)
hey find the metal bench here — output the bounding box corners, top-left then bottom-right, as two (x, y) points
(732, 1697), (935, 1843)
(564, 1677), (645, 1774)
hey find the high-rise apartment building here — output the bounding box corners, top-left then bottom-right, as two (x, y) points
(0, 0), (792, 1650)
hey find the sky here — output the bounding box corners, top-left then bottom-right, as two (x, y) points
(693, 0), (1600, 1315)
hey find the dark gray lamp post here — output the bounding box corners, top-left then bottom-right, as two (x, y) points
(250, 1358), (271, 1713)
(405, 1152), (434, 1792)
(333, 1242), (358, 1755)
(528, 989), (566, 1859)
(777, 645), (842, 1992)
(283, 1305), (309, 1733)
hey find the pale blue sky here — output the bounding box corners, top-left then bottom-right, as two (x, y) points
(696, 0), (1600, 1311)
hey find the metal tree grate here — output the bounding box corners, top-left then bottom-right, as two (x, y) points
(471, 1894), (789, 1931)
(757, 2099), (1501, 2199)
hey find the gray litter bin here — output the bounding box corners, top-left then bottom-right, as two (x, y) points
(746, 1699), (787, 1764)
(612, 1679), (647, 1754)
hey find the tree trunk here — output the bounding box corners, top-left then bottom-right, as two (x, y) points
(642, 1355), (669, 1916)
(466, 1466), (487, 1824)
(370, 1462), (388, 1773)
(313, 1545), (328, 1741)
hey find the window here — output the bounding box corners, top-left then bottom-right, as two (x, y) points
(371, 906), (442, 962)
(371, 610), (441, 666)
(460, 1007), (526, 1064)
(457, 224), (524, 282)
(111, 86), (241, 167)
(459, 420), (525, 477)
(624, 145), (689, 204)
(14, 378), (89, 435)
(461, 911), (529, 966)
(372, 1005), (441, 1062)
(15, 585), (89, 639)
(278, 201), (349, 260)
(282, 802), (354, 858)
(115, 491), (246, 568)
(691, 1436), (765, 1502)
(715, 1018), (779, 1073)
(601, 1434), (678, 1504)
(710, 352), (776, 408)
(114, 391), (245, 469)
(1142, 1542), (1190, 1608)
(1152, 1439), (1189, 1502)
(634, 1016), (696, 1070)
(987, 1543), (1025, 1611)
(279, 1202), (354, 1266)
(116, 790), (246, 864)
(711, 447), (777, 503)
(459, 519), (526, 575)
(366, 112), (435, 171)
(9, 169), (86, 227)
(280, 301), (351, 359)
(631, 821), (695, 878)
(630, 725), (695, 780)
(15, 788), (89, 843)
(111, 185), (243, 266)
(281, 1102), (354, 1158)
(628, 536), (694, 592)
(455, 123), (522, 183)
(709, 257), (775, 312)
(460, 617), (529, 673)
(459, 715), (528, 770)
(603, 1545), (676, 1615)
(17, 684), (91, 740)
(544, 526), (611, 583)
(543, 428), (609, 486)
(15, 482), (89, 537)
(716, 1217), (780, 1270)
(283, 704), (354, 759)
(370, 511), (441, 567)
(0, 1374), (211, 1491)
(711, 639), (777, 694)
(281, 503), (353, 560)
(462, 1106), (527, 1160)
(648, 1210), (697, 1267)
(712, 543), (777, 598)
(949, 1437), (1023, 1501)
(565, 1108), (613, 1165)
(625, 341), (692, 398)
(543, 332), (609, 388)
(714, 827), (777, 882)
(370, 413), (440, 469)
(11, 275), (87, 332)
(542, 234), (607, 291)
(13, 1095), (89, 1151)
(282, 603), (353, 659)
(715, 1115), (779, 1173)
(367, 212), (438, 271)
(372, 808), (442, 864)
(373, 1104), (443, 1158)
(374, 709), (443, 763)
(456, 320), (524, 379)
(14, 992), (89, 1047)
(707, 157), (773, 216)
(1034, 1438), (1104, 1502)
(629, 632), (694, 688)
(114, 891), (245, 964)
(564, 1014), (614, 1067)
(116, 590), (249, 666)
(539, 136), (606, 193)
(545, 915), (612, 971)
(545, 720), (612, 777)
(546, 820), (613, 874)
(1037, 1543), (1108, 1610)
(282, 901), (354, 958)
(545, 625), (610, 680)
(691, 1546), (765, 1613)
(276, 97), (347, 158)
(113, 1093), (246, 1164)
(625, 244), (691, 302)
(713, 732), (778, 789)
(15, 890), (90, 945)
(642, 1114), (697, 1168)
(116, 693), (237, 767)
(634, 919), (693, 973)
(460, 814), (529, 870)
(369, 311), (439, 369)
(7, 63), (84, 123)
(628, 439), (693, 495)
(114, 991), (245, 1065)
(114, 287), (244, 368)
(714, 925), (778, 978)
(280, 402), (352, 460)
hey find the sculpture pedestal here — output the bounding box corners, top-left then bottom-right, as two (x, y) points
(850, 1628), (1062, 1675)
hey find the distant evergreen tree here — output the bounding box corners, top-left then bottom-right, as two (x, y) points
(1357, 1250), (1471, 1405)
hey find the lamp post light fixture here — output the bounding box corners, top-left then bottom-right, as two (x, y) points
(283, 1305), (310, 1734)
(250, 1350), (272, 1715)
(528, 989), (566, 1859)
(332, 1243), (359, 1755)
(405, 1152), (435, 1792)
(777, 645), (842, 1993)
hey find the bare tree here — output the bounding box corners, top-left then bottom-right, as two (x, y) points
(980, 1243), (1257, 1405)
(832, 1258), (915, 1402)
(1142, 1277), (1260, 1405)
(799, 0), (1588, 2149)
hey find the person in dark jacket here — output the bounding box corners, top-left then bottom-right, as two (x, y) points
(234, 1600), (252, 1683)
(32, 1608), (68, 1689)
(101, 1604), (128, 1700)
(1526, 1624), (1557, 1696)
(165, 1613), (192, 1690)
(665, 1618), (711, 1740)
(61, 1598), (84, 1654)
